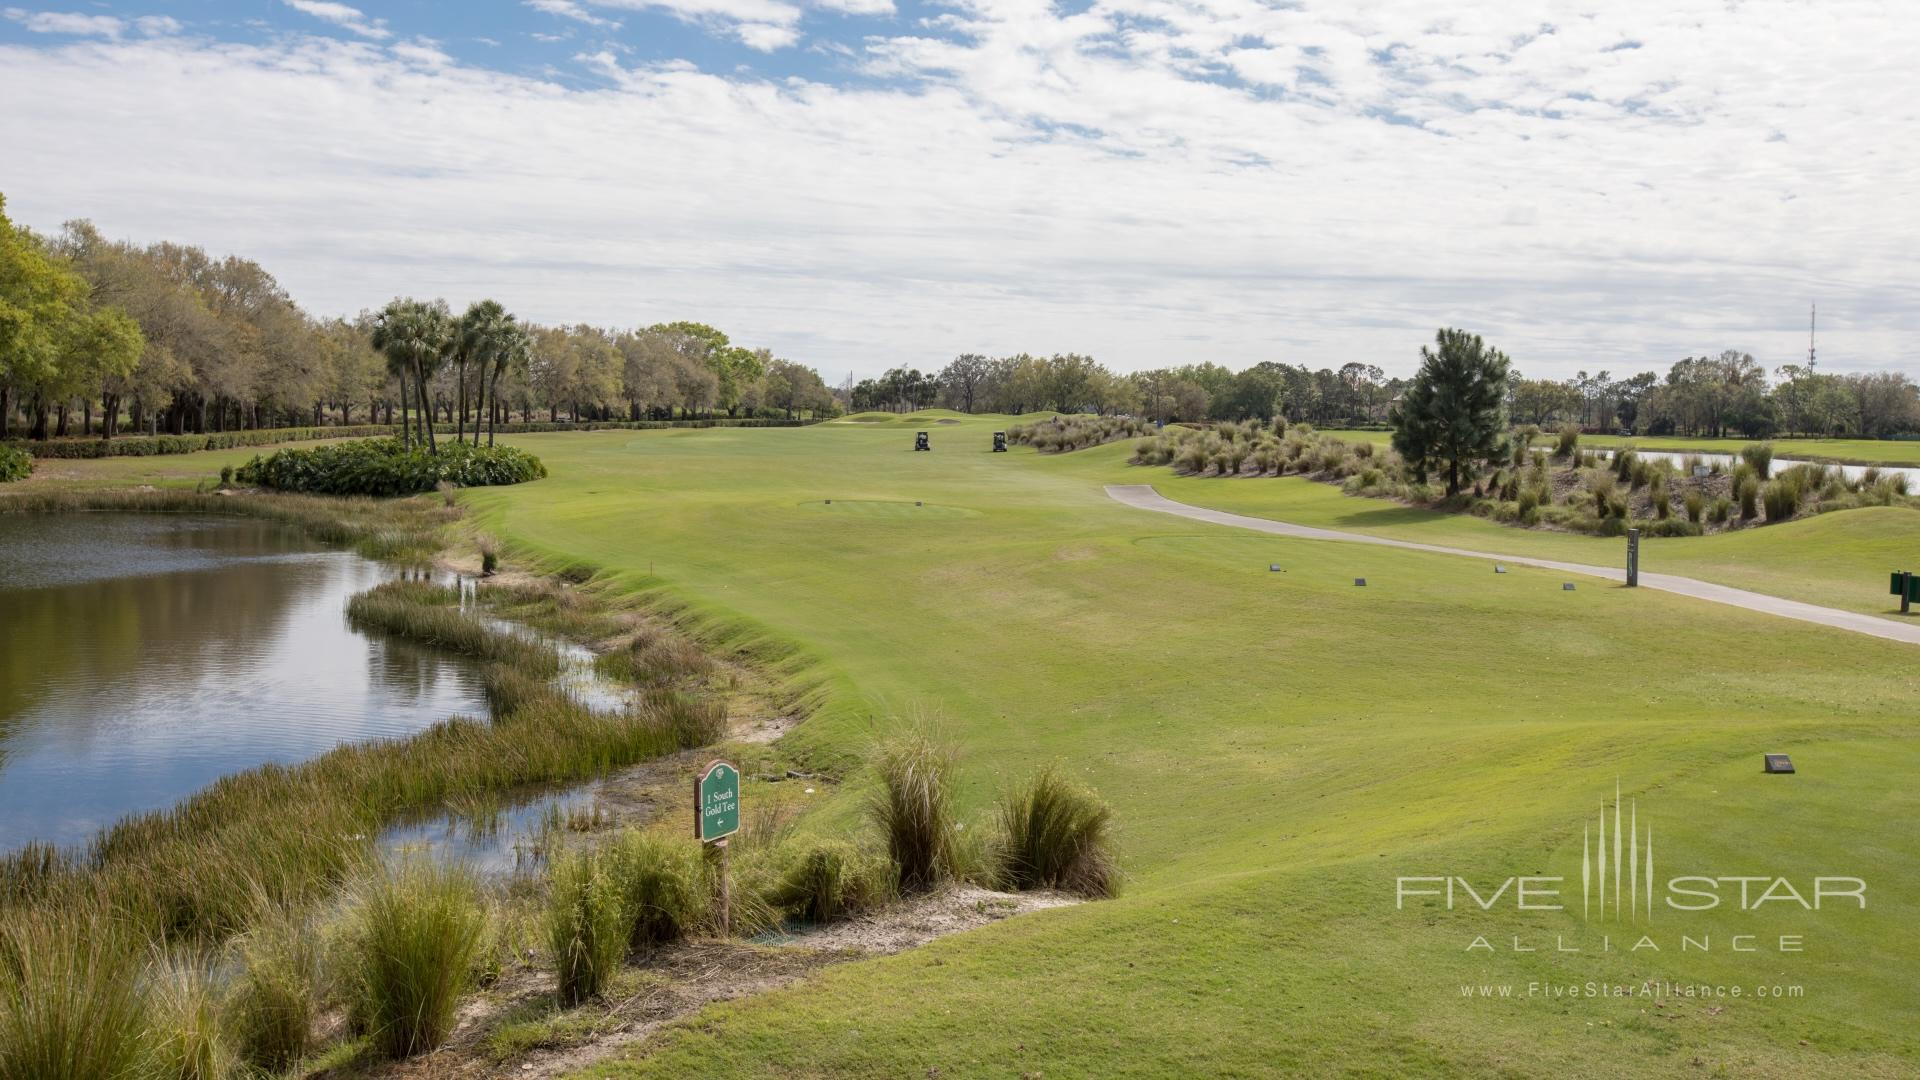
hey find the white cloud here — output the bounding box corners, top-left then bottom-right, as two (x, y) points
(281, 0), (389, 41)
(811, 0), (894, 16)
(3, 9), (123, 37)
(525, 0), (621, 30)
(135, 16), (182, 37)
(1, 3), (1916, 378)
(735, 21), (800, 51)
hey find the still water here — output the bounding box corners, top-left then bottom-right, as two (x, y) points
(0, 513), (491, 852)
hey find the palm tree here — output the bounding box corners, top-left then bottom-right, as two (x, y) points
(456, 300), (515, 447)
(370, 298), (452, 454)
(488, 324), (532, 446)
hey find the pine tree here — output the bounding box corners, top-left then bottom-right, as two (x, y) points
(1389, 328), (1512, 496)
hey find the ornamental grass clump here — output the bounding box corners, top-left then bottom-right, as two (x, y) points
(994, 765), (1118, 898)
(226, 902), (322, 1072)
(768, 840), (896, 924)
(1762, 475), (1803, 523)
(341, 860), (487, 1059)
(1740, 441), (1774, 480)
(0, 908), (155, 1080)
(604, 830), (704, 948)
(870, 732), (958, 892)
(546, 848), (627, 1005)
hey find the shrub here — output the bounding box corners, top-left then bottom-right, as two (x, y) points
(869, 732), (957, 891)
(604, 831), (704, 948)
(1709, 495), (1733, 524)
(341, 860), (487, 1059)
(546, 849), (627, 1005)
(1642, 517), (1701, 538)
(1741, 442), (1775, 480)
(227, 904), (321, 1071)
(1649, 473), (1670, 519)
(0, 444), (31, 483)
(235, 438), (546, 497)
(1006, 416), (1151, 453)
(994, 765), (1118, 898)
(769, 840), (895, 924)
(1684, 490), (1704, 524)
(1554, 425), (1580, 457)
(0, 909), (154, 1080)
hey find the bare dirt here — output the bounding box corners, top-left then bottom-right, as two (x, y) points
(335, 886), (1078, 1079)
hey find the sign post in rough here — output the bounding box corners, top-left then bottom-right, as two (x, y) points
(1892, 571), (1917, 616)
(694, 760), (740, 935)
(1626, 528), (1641, 588)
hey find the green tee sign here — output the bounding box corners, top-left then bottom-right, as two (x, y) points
(695, 760), (740, 843)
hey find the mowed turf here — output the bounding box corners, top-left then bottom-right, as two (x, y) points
(455, 415), (1920, 1077)
(1066, 441), (1920, 619)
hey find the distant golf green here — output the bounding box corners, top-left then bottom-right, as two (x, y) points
(448, 414), (1920, 1078)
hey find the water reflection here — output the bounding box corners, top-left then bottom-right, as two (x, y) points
(0, 514), (492, 852)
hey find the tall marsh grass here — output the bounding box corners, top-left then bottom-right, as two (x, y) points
(0, 909), (155, 1080)
(546, 849), (628, 1005)
(226, 902), (321, 1071)
(605, 831), (705, 949)
(342, 860), (487, 1059)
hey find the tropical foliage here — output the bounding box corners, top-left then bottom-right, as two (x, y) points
(0, 444), (29, 482)
(235, 438), (546, 496)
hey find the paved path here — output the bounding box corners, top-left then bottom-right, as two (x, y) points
(1105, 485), (1920, 647)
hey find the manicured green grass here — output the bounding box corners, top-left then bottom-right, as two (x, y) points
(1059, 440), (1917, 618)
(450, 418), (1920, 1077)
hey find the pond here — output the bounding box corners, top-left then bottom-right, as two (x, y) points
(0, 513), (493, 853)
(1578, 448), (1918, 488)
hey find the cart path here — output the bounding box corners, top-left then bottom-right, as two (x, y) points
(1104, 485), (1920, 647)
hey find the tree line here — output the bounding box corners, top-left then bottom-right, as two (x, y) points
(855, 354), (1402, 427)
(1507, 352), (1920, 439)
(889, 347), (1920, 440)
(0, 195), (837, 443)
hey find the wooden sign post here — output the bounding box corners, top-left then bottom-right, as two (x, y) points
(694, 760), (740, 936)
(1626, 528), (1641, 588)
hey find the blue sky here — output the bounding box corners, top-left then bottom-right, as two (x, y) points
(2, 1), (1916, 380)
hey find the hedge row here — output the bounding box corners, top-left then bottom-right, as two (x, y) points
(234, 439), (548, 496)
(2, 418), (817, 460)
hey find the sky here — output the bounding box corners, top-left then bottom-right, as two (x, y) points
(1, 1), (1916, 382)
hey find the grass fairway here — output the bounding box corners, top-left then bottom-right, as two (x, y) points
(355, 418), (1916, 1074)
(1075, 443), (1920, 620)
